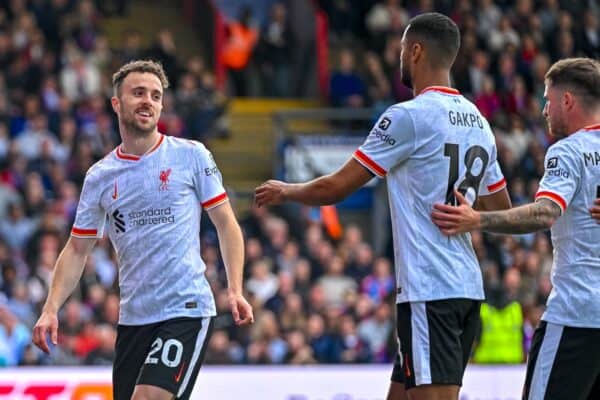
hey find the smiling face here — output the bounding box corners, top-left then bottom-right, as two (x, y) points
(111, 72), (163, 137)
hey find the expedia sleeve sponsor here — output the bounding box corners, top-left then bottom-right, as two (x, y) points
(192, 143), (228, 205)
(537, 144), (579, 209)
(357, 105), (416, 172)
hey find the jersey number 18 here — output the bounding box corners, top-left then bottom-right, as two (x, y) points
(444, 143), (490, 206)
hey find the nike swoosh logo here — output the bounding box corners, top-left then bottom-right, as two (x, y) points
(175, 361), (186, 383)
(112, 181), (118, 200)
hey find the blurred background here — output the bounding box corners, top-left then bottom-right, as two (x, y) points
(0, 0), (597, 397)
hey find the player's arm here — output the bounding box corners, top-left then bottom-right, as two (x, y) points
(32, 236), (97, 354)
(474, 187), (512, 211)
(432, 190), (561, 235)
(207, 202), (254, 326)
(591, 198), (600, 223)
(255, 158), (374, 207)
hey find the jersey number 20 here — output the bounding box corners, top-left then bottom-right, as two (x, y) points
(145, 337), (184, 367)
(444, 143), (489, 205)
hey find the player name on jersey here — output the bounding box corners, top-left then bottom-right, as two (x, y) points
(583, 151), (600, 167)
(448, 110), (484, 129)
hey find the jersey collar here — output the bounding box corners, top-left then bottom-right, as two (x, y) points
(583, 124), (600, 131)
(116, 134), (165, 161)
(419, 86), (460, 96)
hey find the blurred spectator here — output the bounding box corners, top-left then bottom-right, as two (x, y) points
(360, 257), (394, 305)
(222, 6), (259, 96)
(256, 3), (292, 97)
(475, 76), (502, 121)
(0, 303), (30, 366)
(580, 13), (600, 58)
(60, 47), (101, 102)
(84, 324), (116, 365)
(357, 302), (393, 362)
(329, 49), (366, 108)
(474, 268), (525, 364)
(145, 29), (180, 86)
(318, 255), (357, 308)
(0, 202), (38, 251)
(284, 328), (316, 364)
(365, 0), (408, 53)
(246, 259), (279, 304)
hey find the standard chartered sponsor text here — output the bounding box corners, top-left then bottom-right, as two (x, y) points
(128, 207), (175, 226)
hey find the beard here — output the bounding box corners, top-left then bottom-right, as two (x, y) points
(121, 112), (156, 138)
(547, 115), (568, 139)
(400, 62), (413, 89)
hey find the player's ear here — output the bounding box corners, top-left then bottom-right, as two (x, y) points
(412, 42), (423, 64)
(562, 91), (575, 111)
(111, 96), (120, 114)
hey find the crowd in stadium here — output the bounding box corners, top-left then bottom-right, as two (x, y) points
(0, 0), (598, 367)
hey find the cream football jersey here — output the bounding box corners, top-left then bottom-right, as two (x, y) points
(354, 87), (506, 303)
(72, 135), (226, 325)
(535, 125), (600, 328)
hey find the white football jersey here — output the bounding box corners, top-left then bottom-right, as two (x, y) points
(72, 135), (227, 325)
(535, 125), (600, 328)
(354, 87), (505, 303)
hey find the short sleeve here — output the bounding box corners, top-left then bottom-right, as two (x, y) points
(191, 142), (228, 210)
(71, 173), (106, 238)
(479, 142), (506, 196)
(535, 143), (579, 213)
(353, 105), (416, 178)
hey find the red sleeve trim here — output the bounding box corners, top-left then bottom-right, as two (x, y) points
(353, 150), (386, 177)
(201, 192), (228, 209)
(535, 191), (567, 212)
(71, 227), (98, 237)
(487, 177), (507, 192)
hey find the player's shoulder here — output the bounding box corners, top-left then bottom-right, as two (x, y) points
(84, 152), (118, 181)
(548, 135), (580, 154)
(379, 102), (414, 125)
(165, 135), (208, 151)
(165, 136), (214, 167)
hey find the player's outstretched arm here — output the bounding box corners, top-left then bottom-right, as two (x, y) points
(207, 201), (254, 326)
(32, 236), (97, 354)
(432, 190), (560, 235)
(254, 158), (374, 207)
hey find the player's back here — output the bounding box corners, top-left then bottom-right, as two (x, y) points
(385, 87), (504, 302)
(538, 126), (600, 327)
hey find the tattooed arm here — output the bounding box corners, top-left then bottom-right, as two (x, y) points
(479, 198), (561, 234)
(432, 190), (561, 235)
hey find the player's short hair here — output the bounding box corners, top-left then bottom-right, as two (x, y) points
(405, 12), (460, 68)
(112, 60), (169, 96)
(545, 57), (600, 108)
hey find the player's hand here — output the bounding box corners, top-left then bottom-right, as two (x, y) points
(431, 190), (481, 235)
(591, 198), (600, 224)
(254, 180), (288, 207)
(228, 291), (254, 326)
(32, 311), (59, 354)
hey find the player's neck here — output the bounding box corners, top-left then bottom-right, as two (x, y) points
(567, 109), (600, 135)
(119, 130), (161, 155)
(413, 70), (452, 96)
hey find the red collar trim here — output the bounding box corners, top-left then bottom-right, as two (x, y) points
(420, 86), (460, 96)
(116, 134), (164, 161)
(583, 124), (600, 131)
